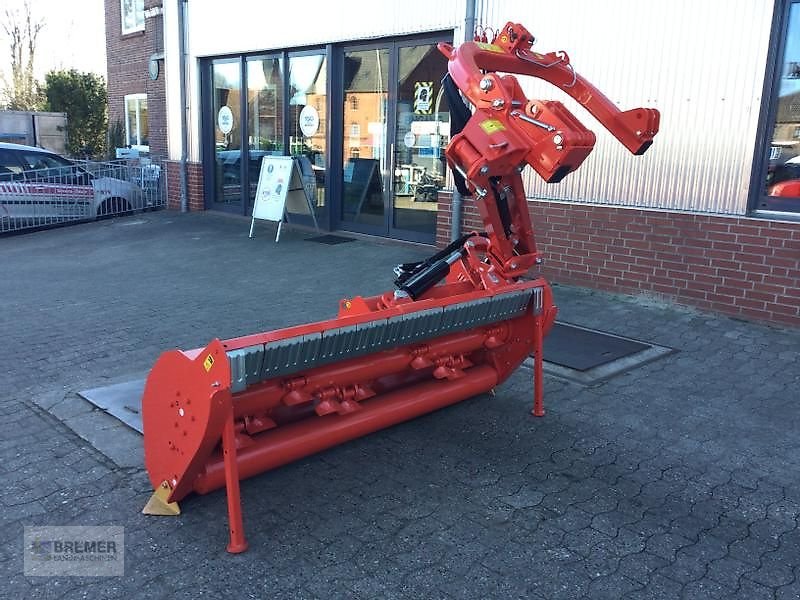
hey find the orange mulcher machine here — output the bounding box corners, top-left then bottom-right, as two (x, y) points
(141, 22), (660, 552)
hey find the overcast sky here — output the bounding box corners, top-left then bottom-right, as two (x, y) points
(0, 0), (107, 82)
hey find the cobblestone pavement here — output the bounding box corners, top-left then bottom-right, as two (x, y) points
(1, 212), (799, 599)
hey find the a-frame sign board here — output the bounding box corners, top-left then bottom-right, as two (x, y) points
(249, 155), (319, 242)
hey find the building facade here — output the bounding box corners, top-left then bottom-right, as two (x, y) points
(105, 0), (800, 326)
(105, 0), (167, 159)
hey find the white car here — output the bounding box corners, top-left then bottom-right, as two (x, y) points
(0, 142), (145, 227)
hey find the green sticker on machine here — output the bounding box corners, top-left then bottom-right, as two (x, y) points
(480, 119), (506, 134)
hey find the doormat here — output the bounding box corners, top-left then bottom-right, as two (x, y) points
(538, 321), (675, 385)
(305, 235), (356, 245)
(546, 322), (649, 371)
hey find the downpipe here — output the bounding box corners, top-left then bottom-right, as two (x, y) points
(450, 0), (476, 241)
(178, 0), (189, 213)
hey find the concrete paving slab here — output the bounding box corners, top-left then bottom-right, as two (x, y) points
(61, 405), (142, 469)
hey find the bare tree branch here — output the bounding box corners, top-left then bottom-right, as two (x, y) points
(0, 1), (45, 110)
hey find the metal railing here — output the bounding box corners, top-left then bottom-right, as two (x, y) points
(0, 158), (167, 234)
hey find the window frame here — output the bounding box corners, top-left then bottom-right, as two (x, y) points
(120, 0), (145, 35)
(749, 0), (800, 216)
(124, 93), (149, 152)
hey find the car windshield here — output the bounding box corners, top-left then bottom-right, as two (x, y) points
(0, 149), (25, 180)
(17, 151), (74, 171)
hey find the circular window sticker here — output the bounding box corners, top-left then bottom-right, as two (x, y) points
(299, 105), (320, 137)
(403, 131), (416, 149)
(217, 106), (234, 135)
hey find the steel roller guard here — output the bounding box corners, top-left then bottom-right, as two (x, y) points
(141, 21), (659, 552)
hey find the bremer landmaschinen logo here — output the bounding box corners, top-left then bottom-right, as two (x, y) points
(29, 537), (118, 561)
(28, 538), (53, 561)
(24, 526), (124, 576)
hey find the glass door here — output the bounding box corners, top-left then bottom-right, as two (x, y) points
(246, 56), (284, 211)
(340, 47), (390, 232)
(338, 38), (450, 243)
(391, 43), (450, 240)
(211, 59), (243, 212)
(288, 52), (328, 225)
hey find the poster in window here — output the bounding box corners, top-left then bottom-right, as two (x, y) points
(414, 82), (433, 115)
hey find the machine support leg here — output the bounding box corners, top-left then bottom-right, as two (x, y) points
(221, 407), (248, 553)
(532, 313), (545, 417)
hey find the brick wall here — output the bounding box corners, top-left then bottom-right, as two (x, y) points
(104, 0), (167, 159)
(438, 192), (800, 327)
(165, 161), (205, 211)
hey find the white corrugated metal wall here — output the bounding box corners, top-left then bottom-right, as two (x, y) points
(186, 0), (466, 56)
(167, 1), (775, 215)
(475, 0), (774, 214)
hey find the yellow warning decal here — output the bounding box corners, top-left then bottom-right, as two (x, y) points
(475, 42), (504, 53)
(203, 354), (215, 372)
(480, 119), (506, 134)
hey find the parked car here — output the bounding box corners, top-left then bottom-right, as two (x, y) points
(216, 148), (276, 176)
(0, 142), (145, 227)
(768, 155), (800, 199)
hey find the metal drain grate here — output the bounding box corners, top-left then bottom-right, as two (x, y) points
(545, 322), (650, 371)
(538, 321), (675, 385)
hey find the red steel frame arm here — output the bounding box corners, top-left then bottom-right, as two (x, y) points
(436, 21), (659, 277)
(440, 22), (660, 156)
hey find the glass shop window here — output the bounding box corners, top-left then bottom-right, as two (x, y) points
(761, 1), (800, 212)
